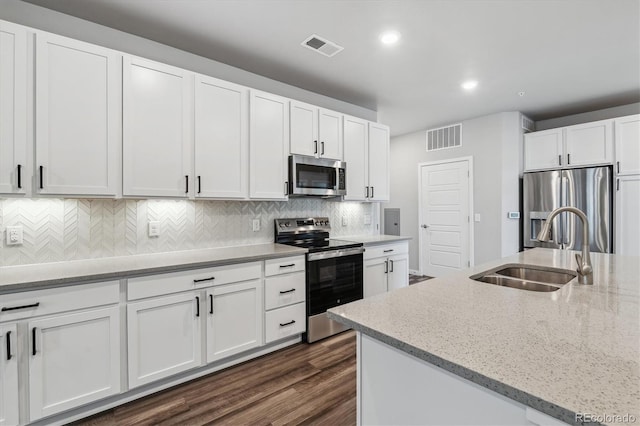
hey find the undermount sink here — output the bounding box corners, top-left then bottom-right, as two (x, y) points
(470, 264), (577, 292)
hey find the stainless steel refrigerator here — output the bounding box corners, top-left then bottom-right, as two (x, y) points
(523, 166), (612, 252)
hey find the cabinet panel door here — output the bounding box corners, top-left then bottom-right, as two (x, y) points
(290, 100), (317, 157)
(364, 258), (387, 298)
(564, 120), (613, 167)
(387, 255), (409, 291)
(318, 108), (343, 160)
(0, 21), (27, 195)
(123, 56), (192, 197)
(524, 129), (563, 171)
(194, 75), (248, 198)
(615, 175), (640, 256)
(36, 32), (118, 196)
(249, 91), (289, 200)
(0, 324), (18, 426)
(127, 292), (202, 388)
(28, 306), (120, 421)
(368, 123), (390, 201)
(343, 116), (368, 201)
(206, 279), (262, 363)
(615, 115), (640, 175)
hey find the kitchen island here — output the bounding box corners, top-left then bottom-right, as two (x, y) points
(327, 248), (639, 426)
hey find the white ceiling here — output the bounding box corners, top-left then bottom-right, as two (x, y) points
(23, 0), (640, 136)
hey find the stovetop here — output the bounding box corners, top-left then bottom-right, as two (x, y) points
(274, 217), (363, 253)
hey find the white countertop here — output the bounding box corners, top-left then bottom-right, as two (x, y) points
(328, 248), (640, 425)
(338, 234), (411, 245)
(0, 243), (307, 293)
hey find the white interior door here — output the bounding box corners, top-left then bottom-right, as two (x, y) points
(419, 160), (471, 277)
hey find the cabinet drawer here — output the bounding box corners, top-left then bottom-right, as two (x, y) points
(265, 256), (305, 276)
(128, 262), (261, 300)
(0, 281), (119, 322)
(265, 302), (306, 343)
(364, 242), (408, 260)
(265, 272), (305, 310)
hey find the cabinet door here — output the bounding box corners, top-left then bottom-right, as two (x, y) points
(368, 122), (390, 201)
(35, 32), (119, 196)
(249, 90), (289, 200)
(127, 292), (202, 388)
(615, 175), (640, 256)
(564, 120), (613, 167)
(318, 108), (343, 160)
(524, 129), (563, 171)
(194, 75), (248, 198)
(123, 56), (192, 197)
(615, 115), (640, 175)
(28, 306), (120, 421)
(290, 100), (317, 157)
(0, 324), (18, 426)
(343, 116), (368, 201)
(206, 279), (262, 363)
(388, 254), (409, 291)
(0, 21), (27, 196)
(364, 258), (388, 298)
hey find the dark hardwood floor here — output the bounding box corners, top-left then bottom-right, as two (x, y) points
(73, 331), (356, 426)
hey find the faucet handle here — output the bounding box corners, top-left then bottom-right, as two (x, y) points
(575, 253), (593, 276)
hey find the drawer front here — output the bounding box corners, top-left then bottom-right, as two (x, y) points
(264, 272), (305, 310)
(265, 256), (305, 277)
(364, 242), (408, 260)
(265, 302), (306, 343)
(128, 262), (261, 300)
(0, 281), (119, 322)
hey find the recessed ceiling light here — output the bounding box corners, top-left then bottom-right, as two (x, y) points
(380, 31), (401, 45)
(461, 80), (478, 90)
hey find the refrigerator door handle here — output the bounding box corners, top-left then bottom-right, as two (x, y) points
(561, 175), (569, 247)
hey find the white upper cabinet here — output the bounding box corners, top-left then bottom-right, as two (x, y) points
(615, 114), (640, 175)
(0, 21), (27, 196)
(368, 122), (390, 201)
(564, 119), (613, 167)
(290, 100), (343, 160)
(194, 75), (248, 199)
(524, 128), (563, 171)
(35, 31), (119, 196)
(249, 90), (289, 200)
(123, 56), (192, 197)
(343, 115), (369, 201)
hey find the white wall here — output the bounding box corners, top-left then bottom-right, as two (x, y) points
(0, 0), (376, 121)
(535, 102), (639, 130)
(385, 112), (523, 272)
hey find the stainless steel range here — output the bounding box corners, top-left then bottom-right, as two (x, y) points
(275, 217), (364, 343)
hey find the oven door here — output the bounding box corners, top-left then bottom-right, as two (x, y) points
(306, 249), (363, 316)
(289, 155), (346, 196)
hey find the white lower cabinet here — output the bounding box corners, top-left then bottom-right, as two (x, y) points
(615, 175), (640, 256)
(364, 258), (388, 298)
(127, 292), (202, 388)
(265, 303), (306, 344)
(0, 324), (18, 426)
(263, 260), (306, 344)
(363, 242), (409, 298)
(206, 279), (263, 363)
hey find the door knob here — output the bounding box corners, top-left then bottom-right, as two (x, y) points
(421, 224), (429, 229)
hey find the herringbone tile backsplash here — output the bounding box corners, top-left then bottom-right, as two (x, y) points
(0, 199), (376, 266)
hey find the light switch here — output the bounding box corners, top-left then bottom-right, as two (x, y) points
(148, 221), (160, 237)
(252, 219), (260, 232)
(342, 216), (348, 226)
(6, 225), (23, 246)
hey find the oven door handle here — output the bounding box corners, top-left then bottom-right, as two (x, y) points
(307, 247), (365, 262)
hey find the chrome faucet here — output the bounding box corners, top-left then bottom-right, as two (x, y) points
(537, 206), (593, 285)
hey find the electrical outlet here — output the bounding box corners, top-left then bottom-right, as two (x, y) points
(474, 214), (481, 222)
(342, 216), (347, 226)
(252, 219), (260, 232)
(148, 221), (160, 237)
(6, 225), (23, 246)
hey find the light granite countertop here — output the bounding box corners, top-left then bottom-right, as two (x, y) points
(328, 248), (640, 426)
(337, 234), (412, 245)
(0, 243), (307, 293)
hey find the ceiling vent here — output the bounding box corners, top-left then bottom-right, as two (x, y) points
(521, 115), (535, 133)
(426, 123), (462, 152)
(301, 34), (344, 57)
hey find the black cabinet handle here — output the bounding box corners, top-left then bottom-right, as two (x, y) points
(284, 181), (289, 196)
(1, 302), (40, 312)
(279, 320), (296, 327)
(279, 288), (296, 294)
(383, 249), (394, 253)
(32, 327), (37, 356)
(17, 164), (22, 189)
(6, 331), (12, 361)
(617, 161), (620, 173)
(390, 259), (394, 272)
(365, 186), (369, 198)
(39, 165), (44, 189)
(617, 178), (620, 191)
(321, 141), (325, 155)
(384, 260), (388, 274)
(195, 296), (200, 317)
(185, 175), (189, 193)
(558, 155), (561, 166)
(197, 176), (201, 194)
(567, 153), (570, 165)
(371, 186), (374, 198)
(209, 294), (213, 314)
(193, 276), (215, 283)
(314, 140), (318, 154)
(279, 264), (295, 268)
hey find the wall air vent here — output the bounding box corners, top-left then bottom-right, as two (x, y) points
(521, 115), (535, 133)
(301, 34), (344, 57)
(426, 123), (462, 152)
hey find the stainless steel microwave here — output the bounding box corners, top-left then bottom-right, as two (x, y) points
(288, 155), (346, 197)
